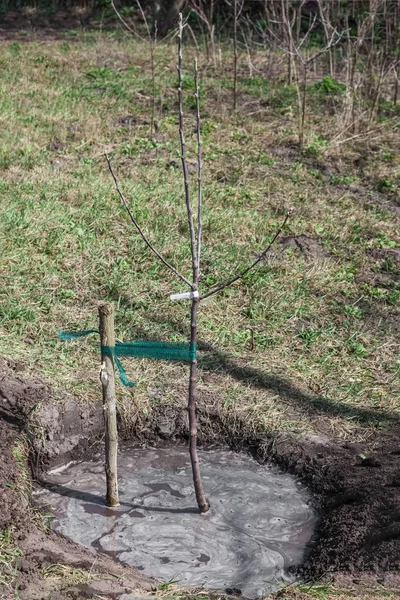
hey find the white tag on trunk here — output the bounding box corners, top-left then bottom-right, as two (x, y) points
(170, 290), (199, 301)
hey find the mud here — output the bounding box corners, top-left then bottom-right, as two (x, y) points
(367, 248), (400, 265)
(34, 447), (316, 598)
(332, 183), (400, 216)
(0, 359), (151, 599)
(0, 358), (104, 467)
(2, 357), (400, 597)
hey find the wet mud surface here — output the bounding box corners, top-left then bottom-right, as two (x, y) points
(0, 359), (151, 599)
(34, 447), (316, 598)
(2, 357), (400, 597)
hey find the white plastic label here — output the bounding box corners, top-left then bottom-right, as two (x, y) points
(170, 290), (199, 301)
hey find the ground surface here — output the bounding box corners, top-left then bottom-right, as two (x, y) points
(35, 446), (316, 597)
(0, 25), (399, 600)
(0, 416), (153, 599)
(1, 358), (400, 600)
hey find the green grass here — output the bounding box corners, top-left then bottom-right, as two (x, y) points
(0, 34), (399, 441)
(0, 527), (22, 594)
(276, 584), (400, 600)
(3, 439), (31, 500)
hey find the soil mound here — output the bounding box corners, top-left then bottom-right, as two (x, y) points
(279, 235), (328, 259)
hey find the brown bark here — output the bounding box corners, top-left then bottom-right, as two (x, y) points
(188, 296), (209, 514)
(98, 302), (119, 508)
(233, 0), (238, 110)
(178, 25), (209, 513)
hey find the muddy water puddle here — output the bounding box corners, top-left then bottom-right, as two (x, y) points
(34, 446), (317, 598)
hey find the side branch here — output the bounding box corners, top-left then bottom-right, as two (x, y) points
(200, 211), (291, 300)
(105, 153), (193, 289)
(110, 0), (144, 40)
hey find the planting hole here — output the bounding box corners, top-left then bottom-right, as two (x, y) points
(34, 446), (316, 598)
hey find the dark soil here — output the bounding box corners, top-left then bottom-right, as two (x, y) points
(279, 235), (328, 259)
(331, 183), (400, 216)
(0, 358), (152, 599)
(1, 356), (400, 597)
(266, 433), (400, 585)
(367, 248), (400, 265)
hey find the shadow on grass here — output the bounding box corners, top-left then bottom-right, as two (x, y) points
(121, 310), (399, 428)
(197, 340), (399, 426)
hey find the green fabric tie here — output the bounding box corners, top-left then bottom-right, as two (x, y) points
(58, 330), (196, 388)
(58, 329), (99, 340)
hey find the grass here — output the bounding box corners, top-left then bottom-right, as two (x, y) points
(0, 32), (399, 449)
(10, 438), (31, 503)
(0, 527), (22, 595)
(276, 583), (400, 600)
(0, 438), (32, 599)
(40, 562), (96, 585)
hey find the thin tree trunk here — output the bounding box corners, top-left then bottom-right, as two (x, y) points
(150, 23), (157, 135)
(319, 1), (334, 77)
(350, 45), (358, 133)
(282, 0), (293, 85)
(299, 63), (307, 152)
(157, 0), (186, 37)
(178, 16), (209, 514)
(295, 7), (301, 45)
(99, 302), (119, 508)
(394, 23), (400, 106)
(233, 0), (238, 110)
(188, 297), (209, 513)
(288, 53), (293, 85)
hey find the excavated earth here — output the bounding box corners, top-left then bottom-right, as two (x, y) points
(1, 356), (400, 599)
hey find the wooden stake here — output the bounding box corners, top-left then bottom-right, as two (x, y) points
(98, 302), (120, 507)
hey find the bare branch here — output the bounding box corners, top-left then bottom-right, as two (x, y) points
(200, 211), (291, 301)
(135, 0), (151, 40)
(326, 109), (369, 146)
(233, 0), (238, 110)
(110, 0), (144, 41)
(194, 57), (203, 277)
(105, 153), (193, 289)
(237, 0), (245, 21)
(186, 22), (200, 52)
(328, 119), (396, 148)
(305, 28), (343, 65)
(267, 25), (297, 57)
(161, 22), (181, 43)
(150, 20), (157, 135)
(177, 14), (198, 282)
(297, 14), (317, 51)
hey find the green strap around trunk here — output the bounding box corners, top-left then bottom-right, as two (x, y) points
(58, 330), (196, 388)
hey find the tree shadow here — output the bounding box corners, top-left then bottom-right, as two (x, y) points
(36, 480), (199, 515)
(197, 342), (399, 426)
(121, 309), (399, 427)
